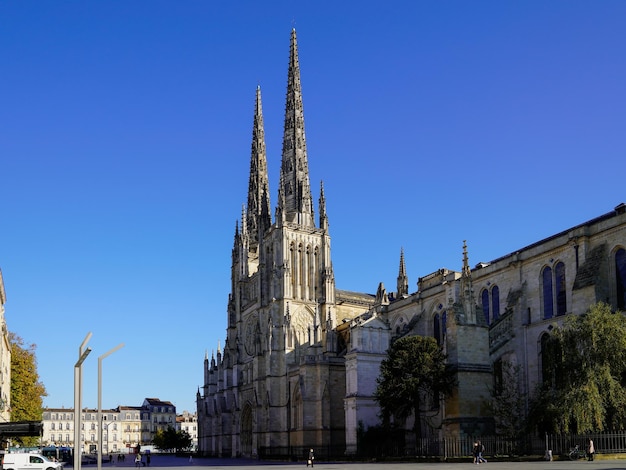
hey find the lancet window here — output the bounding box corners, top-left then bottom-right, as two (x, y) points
(542, 261), (567, 319)
(481, 285), (500, 325)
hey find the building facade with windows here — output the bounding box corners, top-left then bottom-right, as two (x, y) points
(41, 408), (122, 454)
(141, 398), (176, 437)
(197, 28), (626, 458)
(119, 406), (142, 452)
(41, 399), (177, 454)
(175, 411), (198, 451)
(343, 204), (626, 452)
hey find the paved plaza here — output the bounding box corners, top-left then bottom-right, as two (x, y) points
(94, 454), (626, 470)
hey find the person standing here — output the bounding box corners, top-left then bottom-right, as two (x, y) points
(588, 439), (595, 461)
(307, 448), (314, 467)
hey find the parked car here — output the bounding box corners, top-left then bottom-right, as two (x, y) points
(2, 453), (63, 470)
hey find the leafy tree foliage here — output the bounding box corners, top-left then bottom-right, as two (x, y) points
(9, 333), (47, 445)
(374, 335), (456, 441)
(528, 302), (626, 433)
(152, 426), (192, 452)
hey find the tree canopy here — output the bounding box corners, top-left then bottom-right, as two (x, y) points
(374, 335), (456, 440)
(528, 302), (626, 433)
(152, 426), (192, 452)
(9, 333), (47, 445)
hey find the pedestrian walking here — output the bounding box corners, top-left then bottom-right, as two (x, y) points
(588, 438), (595, 461)
(134, 454), (141, 468)
(307, 448), (314, 467)
(479, 440), (487, 463)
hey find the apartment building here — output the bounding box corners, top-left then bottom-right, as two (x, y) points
(41, 398), (177, 454)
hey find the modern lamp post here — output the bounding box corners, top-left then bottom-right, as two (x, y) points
(97, 343), (124, 470)
(74, 333), (92, 470)
(101, 421), (113, 462)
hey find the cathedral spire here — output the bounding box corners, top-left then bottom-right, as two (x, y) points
(461, 240), (477, 323)
(241, 204), (247, 237)
(462, 240), (471, 278)
(278, 28), (315, 227)
(397, 248), (409, 298)
(247, 85), (271, 248)
(319, 180), (328, 231)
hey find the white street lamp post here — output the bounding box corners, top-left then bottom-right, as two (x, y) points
(97, 343), (124, 470)
(74, 333), (92, 470)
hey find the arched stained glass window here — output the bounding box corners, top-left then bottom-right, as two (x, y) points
(543, 267), (553, 319)
(433, 313), (441, 345)
(492, 286), (500, 321)
(482, 289), (490, 325)
(555, 262), (567, 316)
(442, 311), (447, 339)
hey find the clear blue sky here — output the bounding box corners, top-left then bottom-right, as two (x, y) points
(1, 1), (624, 414)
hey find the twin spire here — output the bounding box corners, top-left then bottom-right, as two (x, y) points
(244, 28), (320, 245)
(277, 28), (315, 227)
(246, 85), (271, 249)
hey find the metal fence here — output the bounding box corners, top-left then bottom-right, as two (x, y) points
(258, 431), (626, 461)
(546, 432), (626, 456)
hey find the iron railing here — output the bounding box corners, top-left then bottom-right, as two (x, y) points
(257, 431), (626, 461)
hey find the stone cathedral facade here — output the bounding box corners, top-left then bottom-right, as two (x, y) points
(196, 29), (375, 458)
(197, 29), (626, 458)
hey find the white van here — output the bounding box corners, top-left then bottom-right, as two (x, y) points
(1, 453), (63, 470)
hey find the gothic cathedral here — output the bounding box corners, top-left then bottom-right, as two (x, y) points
(196, 29), (375, 458)
(197, 29), (626, 458)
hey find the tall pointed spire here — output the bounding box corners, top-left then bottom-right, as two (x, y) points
(397, 248), (408, 298)
(461, 240), (477, 323)
(247, 85), (271, 249)
(278, 28), (315, 227)
(319, 180), (328, 231)
(462, 240), (471, 278)
(241, 204), (247, 237)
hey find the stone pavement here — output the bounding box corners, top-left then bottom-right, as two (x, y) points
(91, 454), (626, 470)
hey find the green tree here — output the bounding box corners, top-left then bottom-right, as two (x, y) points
(9, 333), (47, 445)
(176, 429), (193, 452)
(152, 426), (192, 452)
(528, 302), (626, 433)
(374, 335), (456, 443)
